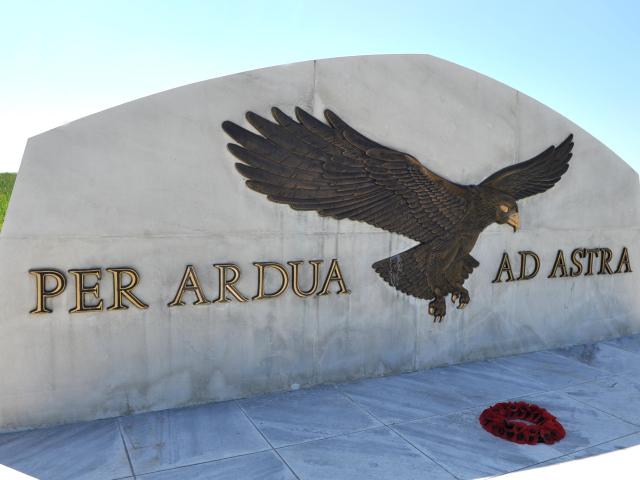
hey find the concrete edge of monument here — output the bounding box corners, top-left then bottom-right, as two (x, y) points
(0, 54), (638, 432)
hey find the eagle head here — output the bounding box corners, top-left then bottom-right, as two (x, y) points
(493, 194), (520, 232)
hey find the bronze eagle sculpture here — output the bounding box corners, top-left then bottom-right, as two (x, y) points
(222, 107), (574, 321)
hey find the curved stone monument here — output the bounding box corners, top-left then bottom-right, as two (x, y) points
(1, 54), (638, 431)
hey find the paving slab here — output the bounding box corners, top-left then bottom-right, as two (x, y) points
(392, 410), (561, 479)
(602, 333), (640, 354)
(489, 350), (608, 389)
(239, 385), (381, 447)
(518, 391), (638, 455)
(338, 372), (476, 424)
(119, 401), (269, 475)
(278, 426), (455, 480)
(553, 342), (640, 377)
(0, 419), (132, 480)
(409, 359), (549, 407)
(137, 451), (296, 480)
(520, 432), (640, 471)
(561, 375), (640, 426)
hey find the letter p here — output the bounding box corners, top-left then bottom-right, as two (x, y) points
(29, 269), (67, 314)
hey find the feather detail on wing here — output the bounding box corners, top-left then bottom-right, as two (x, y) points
(480, 134), (574, 200)
(222, 107), (469, 243)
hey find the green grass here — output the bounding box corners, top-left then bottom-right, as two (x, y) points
(0, 173), (17, 231)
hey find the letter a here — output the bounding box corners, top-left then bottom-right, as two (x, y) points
(318, 259), (350, 295)
(548, 250), (569, 278)
(492, 253), (515, 283)
(168, 265), (210, 306)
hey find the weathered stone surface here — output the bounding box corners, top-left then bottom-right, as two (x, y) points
(0, 54), (637, 430)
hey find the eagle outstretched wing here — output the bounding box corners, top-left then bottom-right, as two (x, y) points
(222, 107), (469, 243)
(480, 134), (574, 199)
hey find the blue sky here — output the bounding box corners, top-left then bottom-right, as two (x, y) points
(1, 0), (638, 172)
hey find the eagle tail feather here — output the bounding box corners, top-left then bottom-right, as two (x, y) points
(372, 244), (479, 301)
(372, 244), (434, 300)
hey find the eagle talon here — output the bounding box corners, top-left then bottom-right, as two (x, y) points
(451, 292), (459, 303)
(456, 288), (470, 310)
(428, 297), (446, 321)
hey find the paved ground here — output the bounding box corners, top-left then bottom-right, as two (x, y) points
(2, 334), (640, 479)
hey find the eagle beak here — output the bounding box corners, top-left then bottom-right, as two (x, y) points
(507, 212), (520, 232)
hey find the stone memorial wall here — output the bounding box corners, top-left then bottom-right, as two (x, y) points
(0, 55), (637, 431)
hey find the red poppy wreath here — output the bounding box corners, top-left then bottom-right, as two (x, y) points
(479, 401), (566, 445)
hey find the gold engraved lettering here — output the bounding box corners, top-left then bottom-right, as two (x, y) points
(288, 260), (323, 297)
(253, 262), (289, 300)
(548, 250), (569, 278)
(517, 251), (540, 280)
(318, 259), (350, 295)
(29, 269), (67, 314)
(615, 247), (632, 273)
(492, 253), (515, 283)
(212, 264), (248, 303)
(106, 267), (148, 310)
(68, 268), (103, 313)
(168, 265), (210, 306)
